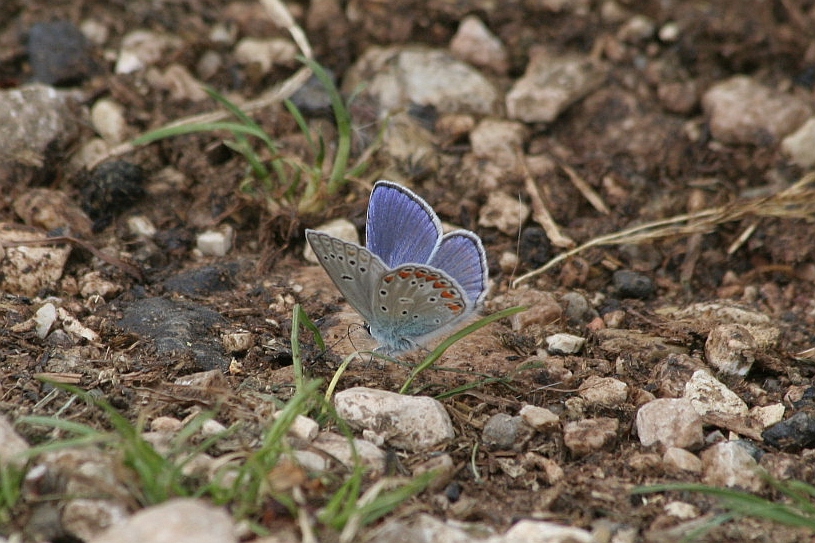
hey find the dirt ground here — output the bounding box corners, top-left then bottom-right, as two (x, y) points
(2, 0), (815, 542)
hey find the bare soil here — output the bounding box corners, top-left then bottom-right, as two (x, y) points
(2, 1), (815, 542)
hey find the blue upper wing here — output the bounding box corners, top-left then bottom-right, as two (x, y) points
(365, 180), (442, 268)
(428, 231), (489, 305)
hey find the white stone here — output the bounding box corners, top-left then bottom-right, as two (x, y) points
(562, 418), (618, 456)
(782, 117), (815, 167)
(293, 450), (327, 472)
(704, 324), (756, 376)
(127, 216), (157, 238)
(470, 118), (527, 169)
(115, 30), (182, 74)
(636, 398), (704, 450)
(80, 271), (123, 300)
(684, 370), (748, 417)
(200, 419), (227, 438)
(146, 64), (209, 102)
(495, 520), (594, 543)
(304, 218), (358, 263)
(334, 387), (455, 451)
(90, 98), (127, 143)
(506, 48), (607, 123)
(478, 190), (531, 236)
(702, 76), (811, 145)
(63, 498), (129, 541)
(35, 302), (58, 339)
(281, 414), (319, 442)
(450, 15), (509, 74)
(662, 447), (702, 473)
(89, 498), (236, 543)
(519, 405), (560, 432)
(748, 403), (785, 429)
(367, 514), (477, 543)
(196, 226), (233, 256)
(57, 307), (101, 343)
(700, 441), (764, 492)
(233, 37), (298, 74)
(344, 46), (501, 117)
(222, 331), (254, 354)
(545, 333), (586, 355)
(578, 376), (629, 407)
(664, 501), (699, 520)
(0, 85), (82, 167)
(311, 432), (386, 476)
(0, 414), (29, 468)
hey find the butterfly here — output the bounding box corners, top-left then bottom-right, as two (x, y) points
(305, 180), (488, 355)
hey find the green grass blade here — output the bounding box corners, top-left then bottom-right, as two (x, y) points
(399, 306), (527, 394)
(298, 56), (352, 194)
(284, 98), (316, 152)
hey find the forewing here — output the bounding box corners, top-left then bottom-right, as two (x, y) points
(428, 231), (489, 305)
(366, 180), (442, 268)
(306, 229), (387, 322)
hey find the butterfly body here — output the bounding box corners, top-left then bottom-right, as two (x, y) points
(306, 181), (488, 355)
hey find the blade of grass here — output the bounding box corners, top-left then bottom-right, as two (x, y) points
(399, 306), (527, 394)
(297, 56), (352, 195)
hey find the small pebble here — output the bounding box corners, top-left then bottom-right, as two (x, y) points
(613, 270), (655, 299)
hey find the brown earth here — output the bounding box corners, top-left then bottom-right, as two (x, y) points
(2, 1), (815, 542)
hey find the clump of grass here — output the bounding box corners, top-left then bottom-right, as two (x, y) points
(132, 57), (370, 215)
(8, 304), (436, 538)
(633, 477), (815, 540)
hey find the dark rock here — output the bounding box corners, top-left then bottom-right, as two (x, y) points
(613, 270), (655, 299)
(118, 297), (229, 371)
(28, 21), (98, 86)
(162, 265), (238, 297)
(519, 226), (552, 268)
(762, 409), (815, 451)
(81, 161), (146, 232)
(482, 413), (533, 451)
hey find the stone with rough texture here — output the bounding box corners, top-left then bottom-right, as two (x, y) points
(662, 447), (702, 473)
(450, 15), (509, 74)
(519, 405), (560, 432)
(704, 324), (756, 377)
(0, 414), (29, 468)
(344, 46), (501, 117)
(636, 398), (704, 450)
(702, 76), (810, 145)
(334, 387), (455, 451)
(13, 189), (93, 237)
(478, 191), (531, 236)
(506, 48), (606, 123)
(470, 119), (527, 169)
(563, 418), (619, 456)
(89, 498), (236, 543)
(578, 376), (629, 407)
(0, 84), (82, 168)
(482, 413), (534, 451)
(782, 117), (815, 167)
(683, 370), (748, 417)
(312, 432), (386, 475)
(700, 441), (764, 492)
(0, 223), (72, 297)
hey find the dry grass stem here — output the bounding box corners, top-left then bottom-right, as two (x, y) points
(512, 172), (815, 288)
